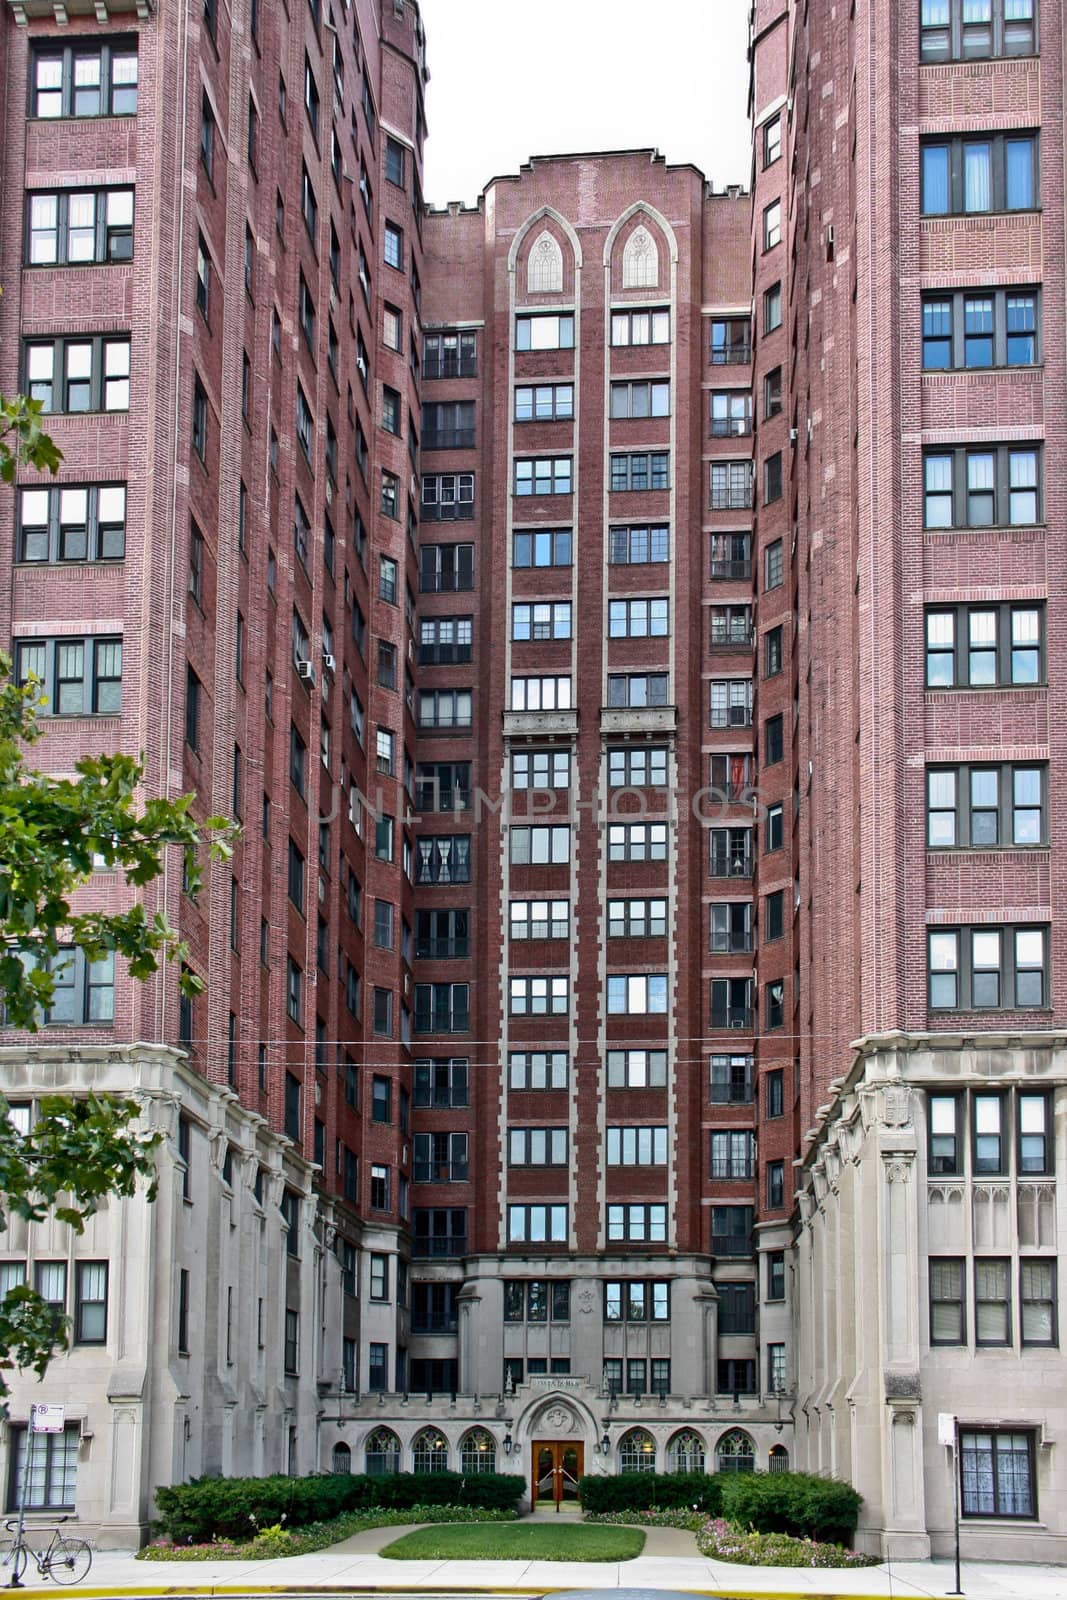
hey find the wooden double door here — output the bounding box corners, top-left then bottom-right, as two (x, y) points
(532, 1439), (584, 1508)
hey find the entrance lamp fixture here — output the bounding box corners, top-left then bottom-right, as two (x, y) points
(503, 1430), (513, 1456)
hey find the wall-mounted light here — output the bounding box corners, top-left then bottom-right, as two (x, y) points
(600, 1431), (611, 1455)
(503, 1431), (513, 1456)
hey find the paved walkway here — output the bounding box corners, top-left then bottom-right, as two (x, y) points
(18, 1537), (1064, 1600)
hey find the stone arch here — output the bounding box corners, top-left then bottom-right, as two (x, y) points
(715, 1426), (756, 1472)
(363, 1425), (400, 1475)
(331, 1440), (352, 1474)
(769, 1442), (790, 1473)
(667, 1426), (706, 1473)
(527, 230), (563, 293)
(508, 206), (583, 285)
(412, 1425), (450, 1472)
(459, 1425), (497, 1473)
(619, 1426), (657, 1472)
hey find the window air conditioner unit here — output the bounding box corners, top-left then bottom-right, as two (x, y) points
(789, 427), (799, 443)
(323, 652), (337, 673)
(297, 660), (315, 683)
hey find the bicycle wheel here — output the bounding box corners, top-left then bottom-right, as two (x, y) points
(47, 1538), (92, 1584)
(0, 1541), (28, 1581)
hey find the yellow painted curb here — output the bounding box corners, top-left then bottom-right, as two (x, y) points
(8, 1588), (893, 1600)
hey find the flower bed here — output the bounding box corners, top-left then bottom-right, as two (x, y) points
(584, 1510), (880, 1569)
(138, 1503), (518, 1560)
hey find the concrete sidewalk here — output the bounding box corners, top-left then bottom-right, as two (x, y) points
(13, 1543), (1065, 1600)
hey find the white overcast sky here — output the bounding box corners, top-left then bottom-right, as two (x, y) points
(417, 0), (753, 208)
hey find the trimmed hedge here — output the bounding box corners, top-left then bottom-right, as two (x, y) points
(154, 1471), (523, 1544)
(577, 1472), (723, 1516)
(718, 1471), (862, 1546)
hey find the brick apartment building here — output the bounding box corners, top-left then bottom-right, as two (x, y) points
(0, 0), (1064, 1562)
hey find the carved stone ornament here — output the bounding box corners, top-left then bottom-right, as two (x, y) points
(543, 1406), (573, 1434)
(577, 1288), (595, 1315)
(883, 1155), (914, 1184)
(882, 1085), (912, 1127)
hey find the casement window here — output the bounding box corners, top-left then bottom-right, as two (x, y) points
(605, 1281), (670, 1323)
(414, 1057), (469, 1108)
(923, 446), (1041, 527)
(610, 453), (670, 492)
(611, 307), (670, 345)
(300, 163), (318, 242)
(421, 471), (474, 521)
(767, 1250), (786, 1299)
(15, 636), (121, 716)
(765, 714), (784, 765)
(710, 1130), (755, 1179)
(416, 835), (471, 884)
(415, 762), (471, 813)
(423, 400), (475, 450)
(711, 1204), (753, 1256)
(513, 603), (572, 641)
(608, 1126), (668, 1165)
(283, 1308), (300, 1374)
(608, 523), (670, 563)
(767, 797), (783, 848)
(928, 925), (1048, 1010)
(710, 1053), (753, 1104)
(514, 457), (572, 496)
(922, 289), (1039, 369)
(414, 983), (469, 1033)
(610, 379), (670, 419)
(710, 826), (753, 877)
(711, 391), (752, 436)
(765, 366), (783, 416)
(961, 1430), (1036, 1518)
(18, 484), (125, 564)
(27, 188), (133, 265)
(608, 898), (667, 938)
(607, 1203), (667, 1242)
(764, 625), (784, 675)
(512, 748), (570, 789)
(369, 1164), (390, 1210)
(928, 1094), (962, 1174)
(508, 1203), (568, 1241)
(718, 1359), (757, 1395)
(766, 1067), (785, 1117)
(764, 113), (783, 165)
(921, 133), (1038, 214)
(413, 1131), (468, 1183)
(926, 763), (1045, 847)
(413, 1207), (468, 1257)
(419, 542), (474, 593)
(764, 282), (782, 331)
(295, 384), (313, 461)
(607, 673), (669, 708)
(608, 822), (668, 860)
(418, 688), (472, 729)
(515, 313), (573, 350)
(975, 1259), (1012, 1345)
(513, 526), (572, 566)
(286, 958), (303, 1026)
(504, 1280), (571, 1322)
(1018, 1092), (1051, 1173)
(199, 93), (214, 177)
(418, 617), (472, 667)
(510, 900), (570, 940)
(710, 532), (752, 580)
(286, 839), (305, 912)
(415, 907), (469, 960)
(711, 976), (753, 1030)
(763, 198), (782, 250)
(508, 1127), (568, 1165)
(925, 604), (1043, 686)
(710, 317), (751, 364)
(607, 973), (667, 1014)
(25, 335), (130, 414)
(298, 271), (316, 351)
(921, 0), (1037, 63)
(510, 676), (571, 712)
(423, 330), (477, 378)
(764, 451), (783, 503)
(607, 1048), (667, 1087)
(384, 221), (403, 269)
(511, 825), (570, 865)
(710, 901), (752, 953)
(509, 1050), (568, 1089)
(767, 1160), (786, 1207)
(1021, 1260), (1057, 1345)
(710, 679), (753, 728)
(710, 461), (752, 509)
(608, 746), (668, 787)
(717, 1282), (756, 1334)
(930, 1258), (966, 1344)
(766, 978), (785, 1029)
(609, 598), (668, 638)
(5, 947), (114, 1026)
(515, 383), (573, 421)
(509, 975), (568, 1015)
(8, 1425), (78, 1510)
(30, 39), (138, 118)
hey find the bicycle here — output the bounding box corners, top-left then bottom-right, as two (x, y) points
(0, 1517), (93, 1586)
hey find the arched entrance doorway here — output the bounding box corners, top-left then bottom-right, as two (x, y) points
(522, 1398), (589, 1509)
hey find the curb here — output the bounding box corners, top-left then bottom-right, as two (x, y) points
(5, 1589), (898, 1600)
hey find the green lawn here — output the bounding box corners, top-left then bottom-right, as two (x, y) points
(379, 1521), (646, 1562)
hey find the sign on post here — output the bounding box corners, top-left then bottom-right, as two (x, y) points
(32, 1403), (65, 1433)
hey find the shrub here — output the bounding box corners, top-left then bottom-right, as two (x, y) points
(696, 1517), (878, 1568)
(577, 1472), (722, 1516)
(718, 1470), (862, 1545)
(153, 1471), (523, 1544)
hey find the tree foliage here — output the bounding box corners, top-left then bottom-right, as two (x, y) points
(0, 393), (63, 485)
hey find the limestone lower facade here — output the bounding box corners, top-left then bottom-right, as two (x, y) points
(793, 1032), (1067, 1562)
